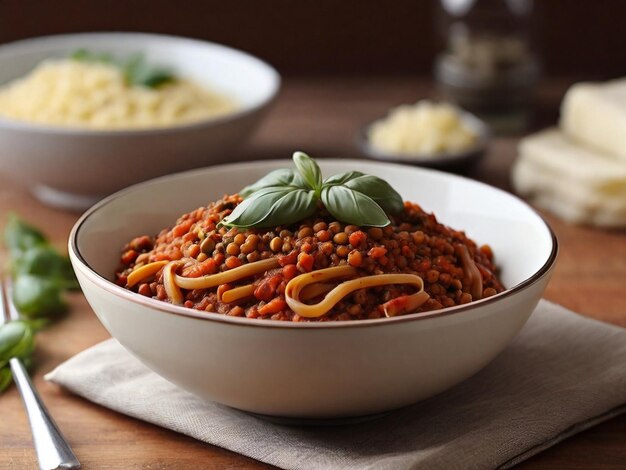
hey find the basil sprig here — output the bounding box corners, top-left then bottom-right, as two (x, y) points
(5, 214), (79, 312)
(222, 152), (403, 228)
(0, 320), (35, 392)
(0, 215), (79, 394)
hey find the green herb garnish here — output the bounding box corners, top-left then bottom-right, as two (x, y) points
(222, 152), (403, 229)
(4, 215), (47, 256)
(12, 275), (68, 319)
(12, 245), (78, 290)
(0, 215), (79, 393)
(70, 48), (114, 64)
(0, 320), (35, 392)
(122, 53), (176, 89)
(71, 49), (175, 89)
(4, 214), (78, 298)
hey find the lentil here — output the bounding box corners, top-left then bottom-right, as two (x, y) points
(317, 230), (331, 242)
(333, 232), (349, 245)
(117, 193), (504, 321)
(270, 237), (282, 252)
(226, 243), (240, 256)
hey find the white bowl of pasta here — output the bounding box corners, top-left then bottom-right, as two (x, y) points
(69, 158), (557, 420)
(0, 32), (279, 210)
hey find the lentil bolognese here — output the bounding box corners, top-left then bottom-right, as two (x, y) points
(116, 152), (504, 321)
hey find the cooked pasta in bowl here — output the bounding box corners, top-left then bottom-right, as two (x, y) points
(69, 157), (557, 418)
(114, 154), (505, 321)
(0, 33), (279, 209)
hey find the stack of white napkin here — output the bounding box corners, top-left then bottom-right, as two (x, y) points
(512, 79), (626, 228)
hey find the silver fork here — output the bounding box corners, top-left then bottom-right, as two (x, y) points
(1, 279), (80, 470)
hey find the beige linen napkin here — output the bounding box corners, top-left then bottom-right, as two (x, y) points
(46, 300), (626, 469)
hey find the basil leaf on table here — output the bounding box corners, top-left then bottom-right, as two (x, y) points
(12, 275), (68, 319)
(0, 321), (35, 396)
(12, 245), (79, 290)
(0, 320), (35, 364)
(0, 367), (12, 392)
(321, 185), (391, 227)
(4, 214), (46, 255)
(1, 215), (79, 394)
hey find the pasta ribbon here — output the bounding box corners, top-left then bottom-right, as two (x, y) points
(163, 261), (184, 305)
(126, 260), (169, 288)
(174, 258), (280, 290)
(285, 265), (429, 318)
(299, 282), (336, 301)
(221, 284), (256, 303)
(456, 244), (483, 300)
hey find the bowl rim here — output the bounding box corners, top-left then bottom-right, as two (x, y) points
(0, 31), (281, 136)
(69, 158), (558, 330)
(357, 108), (490, 166)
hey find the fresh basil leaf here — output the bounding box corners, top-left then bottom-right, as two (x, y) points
(124, 54), (175, 89)
(21, 355), (34, 371)
(323, 171), (365, 186)
(138, 69), (175, 88)
(70, 49), (90, 61)
(343, 175), (404, 215)
(324, 172), (403, 215)
(239, 169), (305, 198)
(4, 214), (47, 255)
(0, 367), (11, 392)
(253, 189), (317, 227)
(128, 66), (175, 88)
(321, 185), (390, 227)
(70, 49), (114, 64)
(123, 53), (146, 85)
(12, 275), (67, 319)
(12, 245), (79, 290)
(223, 187), (317, 228)
(72, 50), (175, 89)
(0, 320), (35, 362)
(293, 151), (322, 191)
(222, 187), (296, 228)
(226, 153), (404, 228)
(23, 317), (52, 333)
(223, 187), (292, 227)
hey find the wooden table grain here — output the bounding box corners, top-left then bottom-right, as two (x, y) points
(0, 78), (624, 469)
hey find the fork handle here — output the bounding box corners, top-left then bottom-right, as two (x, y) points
(10, 357), (80, 470)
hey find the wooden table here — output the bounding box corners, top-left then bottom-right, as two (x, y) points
(1, 78), (625, 469)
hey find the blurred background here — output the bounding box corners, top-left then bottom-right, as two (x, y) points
(0, 0), (624, 196)
(1, 0), (624, 79)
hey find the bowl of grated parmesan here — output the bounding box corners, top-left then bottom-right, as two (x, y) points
(358, 100), (489, 173)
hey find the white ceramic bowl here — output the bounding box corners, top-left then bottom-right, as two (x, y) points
(69, 160), (557, 420)
(0, 33), (280, 210)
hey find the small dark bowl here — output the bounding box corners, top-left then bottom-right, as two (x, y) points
(357, 110), (490, 173)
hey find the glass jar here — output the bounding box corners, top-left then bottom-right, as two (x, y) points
(435, 0), (540, 133)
